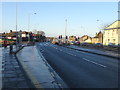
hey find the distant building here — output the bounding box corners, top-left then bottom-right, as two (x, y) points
(46, 37), (54, 41)
(103, 20), (120, 45)
(0, 33), (3, 45)
(69, 36), (76, 42)
(80, 35), (92, 43)
(91, 31), (103, 44)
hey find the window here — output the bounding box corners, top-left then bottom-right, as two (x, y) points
(116, 29), (118, 34)
(113, 39), (115, 41)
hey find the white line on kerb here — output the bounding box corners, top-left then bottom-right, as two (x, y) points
(83, 58), (107, 68)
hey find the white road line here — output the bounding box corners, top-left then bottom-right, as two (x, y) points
(83, 58), (107, 68)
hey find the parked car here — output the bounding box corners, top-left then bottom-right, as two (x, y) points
(81, 42), (89, 46)
(115, 44), (120, 47)
(118, 44), (120, 47)
(70, 41), (75, 45)
(108, 43), (115, 47)
(95, 43), (103, 46)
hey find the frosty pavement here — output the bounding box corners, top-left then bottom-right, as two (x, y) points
(2, 47), (31, 89)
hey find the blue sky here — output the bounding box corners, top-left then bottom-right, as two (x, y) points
(1, 2), (118, 37)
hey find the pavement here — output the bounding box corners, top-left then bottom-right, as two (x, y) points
(1, 46), (31, 89)
(37, 42), (119, 88)
(67, 45), (120, 59)
(0, 48), (2, 90)
(1, 43), (119, 89)
(16, 45), (68, 89)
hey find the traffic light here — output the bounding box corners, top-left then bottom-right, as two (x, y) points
(75, 37), (78, 41)
(61, 35), (62, 39)
(59, 35), (60, 39)
(66, 36), (68, 39)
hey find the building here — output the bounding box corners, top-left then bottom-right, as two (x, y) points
(46, 37), (54, 41)
(69, 36), (77, 42)
(0, 33), (3, 45)
(80, 35), (92, 43)
(103, 20), (120, 45)
(91, 31), (103, 44)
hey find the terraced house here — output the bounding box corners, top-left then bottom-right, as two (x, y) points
(103, 20), (120, 45)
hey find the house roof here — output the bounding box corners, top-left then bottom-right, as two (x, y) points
(80, 35), (92, 41)
(94, 31), (103, 38)
(104, 20), (120, 30)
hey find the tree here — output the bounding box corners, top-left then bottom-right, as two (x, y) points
(35, 31), (46, 42)
(37, 31), (45, 36)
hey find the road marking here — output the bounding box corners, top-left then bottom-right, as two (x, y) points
(83, 58), (107, 68)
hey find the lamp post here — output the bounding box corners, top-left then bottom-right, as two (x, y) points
(28, 13), (30, 44)
(118, 1), (120, 20)
(28, 13), (37, 44)
(65, 19), (67, 44)
(19, 30), (22, 47)
(16, 1), (18, 49)
(65, 19), (67, 38)
(96, 19), (105, 33)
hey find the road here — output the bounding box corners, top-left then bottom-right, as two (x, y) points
(37, 42), (119, 88)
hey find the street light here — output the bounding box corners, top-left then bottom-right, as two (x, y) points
(16, 1), (18, 49)
(96, 19), (104, 32)
(65, 19), (67, 38)
(65, 19), (68, 44)
(28, 13), (37, 43)
(118, 1), (120, 20)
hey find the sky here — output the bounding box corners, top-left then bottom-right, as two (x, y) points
(0, 2), (119, 37)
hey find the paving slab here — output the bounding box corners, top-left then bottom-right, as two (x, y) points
(0, 48), (2, 90)
(2, 47), (31, 89)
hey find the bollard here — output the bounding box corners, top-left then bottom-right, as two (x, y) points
(10, 44), (13, 54)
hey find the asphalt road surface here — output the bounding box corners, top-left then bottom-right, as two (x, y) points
(37, 42), (119, 88)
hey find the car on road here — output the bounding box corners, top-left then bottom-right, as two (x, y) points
(52, 38), (58, 45)
(74, 41), (80, 45)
